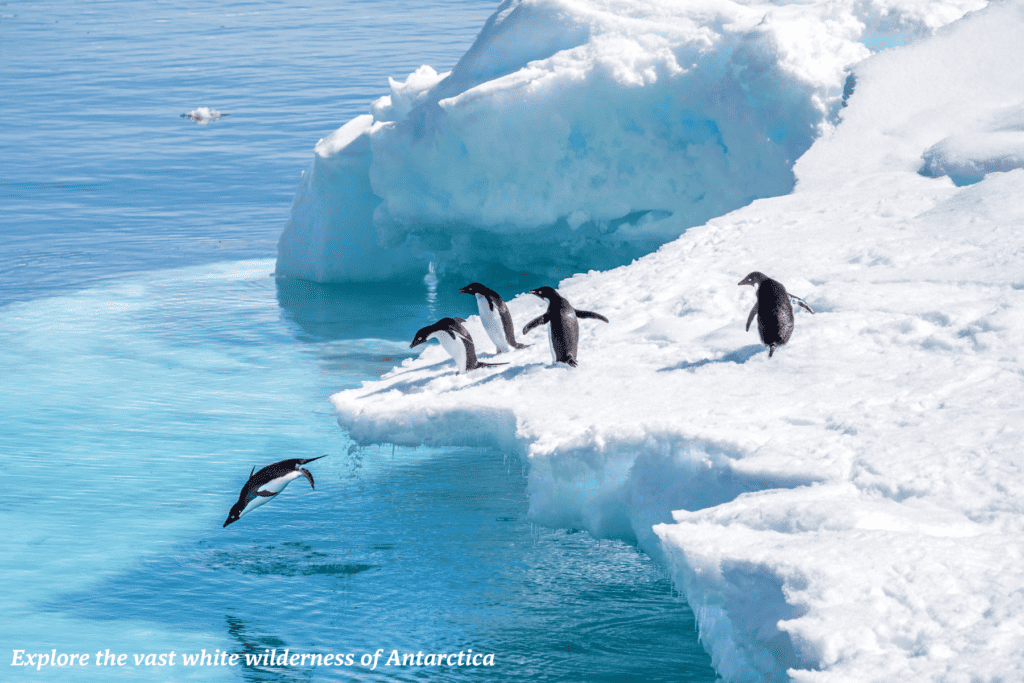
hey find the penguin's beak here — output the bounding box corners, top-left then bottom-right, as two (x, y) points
(223, 517), (234, 527)
(410, 337), (424, 348)
(458, 285), (470, 293)
(738, 277), (752, 286)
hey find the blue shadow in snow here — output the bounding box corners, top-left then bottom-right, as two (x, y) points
(657, 344), (763, 373)
(360, 361), (543, 397)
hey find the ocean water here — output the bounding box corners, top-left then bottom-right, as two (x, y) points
(1, 1), (719, 681)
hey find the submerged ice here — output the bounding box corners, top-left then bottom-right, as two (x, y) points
(322, 1), (1024, 681)
(277, 0), (985, 284)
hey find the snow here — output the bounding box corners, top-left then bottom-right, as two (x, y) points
(277, 0), (984, 284)
(321, 1), (1024, 681)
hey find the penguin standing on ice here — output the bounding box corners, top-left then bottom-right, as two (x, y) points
(459, 282), (531, 354)
(738, 271), (814, 357)
(223, 455), (326, 527)
(411, 317), (507, 374)
(523, 286), (608, 367)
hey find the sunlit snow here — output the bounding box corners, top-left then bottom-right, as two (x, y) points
(277, 0), (985, 284)
(320, 1), (1024, 681)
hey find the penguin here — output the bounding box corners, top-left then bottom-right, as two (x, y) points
(738, 272), (814, 357)
(522, 286), (608, 367)
(410, 317), (507, 374)
(223, 455), (326, 527)
(459, 282), (531, 354)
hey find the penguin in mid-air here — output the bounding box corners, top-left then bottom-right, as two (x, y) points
(459, 282), (531, 354)
(738, 272), (814, 357)
(523, 286), (608, 367)
(223, 455), (326, 527)
(411, 317), (507, 374)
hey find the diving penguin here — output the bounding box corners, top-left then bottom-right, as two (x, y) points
(522, 286), (608, 367)
(223, 455), (326, 527)
(410, 317), (508, 374)
(738, 271), (814, 357)
(459, 282), (531, 354)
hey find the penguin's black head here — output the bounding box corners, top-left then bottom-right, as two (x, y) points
(410, 327), (432, 348)
(529, 286), (559, 301)
(459, 282), (484, 295)
(223, 502), (243, 528)
(738, 272), (768, 287)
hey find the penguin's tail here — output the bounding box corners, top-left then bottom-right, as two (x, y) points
(565, 357), (578, 368)
(474, 361), (509, 369)
(512, 342), (532, 349)
(299, 454), (328, 465)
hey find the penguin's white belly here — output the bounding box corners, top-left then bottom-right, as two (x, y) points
(259, 470), (302, 494)
(432, 330), (467, 373)
(476, 295), (509, 352)
(241, 471), (302, 517)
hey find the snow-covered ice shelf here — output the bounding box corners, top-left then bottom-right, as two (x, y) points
(322, 2), (1024, 680)
(278, 0), (987, 284)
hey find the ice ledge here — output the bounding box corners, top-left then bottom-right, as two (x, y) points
(332, 164), (1024, 681)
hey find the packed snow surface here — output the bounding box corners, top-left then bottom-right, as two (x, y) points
(328, 2), (1024, 681)
(277, 0), (984, 283)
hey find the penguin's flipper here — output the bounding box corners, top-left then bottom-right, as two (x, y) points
(299, 467), (315, 489)
(746, 303), (758, 332)
(576, 310), (608, 323)
(789, 294), (814, 314)
(256, 489), (278, 497)
(499, 309), (526, 349)
(523, 313), (550, 335)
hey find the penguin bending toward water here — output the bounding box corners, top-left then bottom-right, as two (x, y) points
(523, 286), (608, 367)
(738, 272), (814, 357)
(459, 282), (531, 354)
(411, 317), (508, 374)
(223, 455), (326, 527)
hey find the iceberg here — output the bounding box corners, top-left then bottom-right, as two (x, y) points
(323, 1), (1024, 681)
(277, 0), (985, 284)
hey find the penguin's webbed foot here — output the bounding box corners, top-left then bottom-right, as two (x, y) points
(300, 467), (315, 489)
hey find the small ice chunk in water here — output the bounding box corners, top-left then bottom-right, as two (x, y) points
(181, 107), (227, 125)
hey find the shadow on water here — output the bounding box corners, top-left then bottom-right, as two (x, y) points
(225, 616), (306, 683)
(275, 277), (464, 343)
(268, 272), (548, 344)
(275, 272), (549, 344)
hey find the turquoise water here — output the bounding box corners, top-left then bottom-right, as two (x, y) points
(1, 2), (719, 681)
